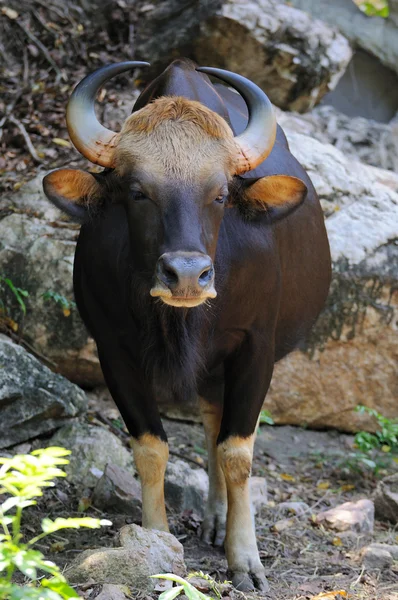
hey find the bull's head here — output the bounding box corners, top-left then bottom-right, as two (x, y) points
(44, 61), (307, 308)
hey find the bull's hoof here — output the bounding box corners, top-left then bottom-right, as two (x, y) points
(231, 569), (269, 593)
(200, 513), (226, 547)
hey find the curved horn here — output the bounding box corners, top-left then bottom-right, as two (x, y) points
(66, 61), (150, 167)
(196, 67), (276, 174)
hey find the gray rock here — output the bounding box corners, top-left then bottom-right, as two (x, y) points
(316, 499), (374, 533)
(276, 105), (398, 173)
(277, 501), (310, 517)
(374, 474), (398, 523)
(0, 208), (101, 387)
(49, 422), (134, 488)
(250, 477), (268, 515)
(365, 543), (398, 560)
(0, 335), (87, 448)
(290, 0), (398, 76)
(165, 459), (209, 516)
(92, 463), (142, 517)
(95, 584), (128, 600)
(136, 0), (352, 112)
(360, 546), (393, 570)
(66, 523), (185, 592)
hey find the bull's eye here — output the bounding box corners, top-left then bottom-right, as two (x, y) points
(214, 194), (227, 205)
(131, 191), (146, 201)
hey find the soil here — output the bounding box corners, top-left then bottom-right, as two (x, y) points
(17, 401), (398, 600)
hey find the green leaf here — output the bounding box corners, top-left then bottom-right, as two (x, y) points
(158, 585), (184, 600)
(41, 579), (80, 599)
(41, 517), (112, 534)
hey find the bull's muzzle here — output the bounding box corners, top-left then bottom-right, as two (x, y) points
(150, 252), (217, 307)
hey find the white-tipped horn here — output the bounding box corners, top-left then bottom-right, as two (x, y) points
(66, 61), (150, 167)
(196, 67), (276, 174)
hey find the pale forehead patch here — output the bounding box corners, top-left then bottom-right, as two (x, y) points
(114, 96), (238, 181)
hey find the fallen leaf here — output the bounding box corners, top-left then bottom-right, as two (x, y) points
(280, 473), (295, 482)
(311, 591), (348, 599)
(63, 308), (71, 317)
(53, 137), (71, 148)
(272, 518), (295, 533)
(340, 484), (355, 492)
(317, 481), (331, 490)
(2, 6), (19, 19)
(332, 537), (343, 546)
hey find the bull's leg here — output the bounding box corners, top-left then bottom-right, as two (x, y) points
(219, 337), (274, 592)
(131, 433), (169, 531)
(199, 397), (227, 546)
(96, 346), (169, 532)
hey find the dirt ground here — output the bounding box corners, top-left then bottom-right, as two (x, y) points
(17, 403), (398, 600)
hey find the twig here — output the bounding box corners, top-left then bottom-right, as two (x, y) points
(8, 115), (43, 163)
(15, 19), (66, 82)
(5, 329), (57, 368)
(169, 450), (205, 468)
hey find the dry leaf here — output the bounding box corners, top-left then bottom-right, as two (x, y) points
(272, 518), (295, 533)
(280, 473), (295, 482)
(63, 308), (71, 317)
(332, 537), (343, 546)
(53, 137), (71, 148)
(2, 6), (19, 19)
(312, 591), (348, 599)
(340, 484), (355, 492)
(318, 481), (331, 490)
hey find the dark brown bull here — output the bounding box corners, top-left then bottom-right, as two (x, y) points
(43, 59), (331, 592)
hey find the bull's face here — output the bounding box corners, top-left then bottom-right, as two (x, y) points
(44, 62), (307, 308)
(114, 97), (237, 307)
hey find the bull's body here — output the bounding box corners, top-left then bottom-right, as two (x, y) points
(45, 59), (331, 591)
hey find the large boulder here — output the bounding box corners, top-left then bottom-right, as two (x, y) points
(0, 334), (87, 448)
(136, 0), (352, 112)
(264, 132), (398, 432)
(0, 175), (102, 386)
(275, 105), (398, 173)
(290, 0), (398, 76)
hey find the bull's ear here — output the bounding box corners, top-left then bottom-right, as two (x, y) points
(244, 174), (307, 221)
(43, 169), (102, 223)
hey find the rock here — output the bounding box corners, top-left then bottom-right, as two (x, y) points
(94, 584), (128, 600)
(250, 477), (268, 514)
(0, 205), (101, 386)
(365, 543), (398, 560)
(94, 584), (127, 600)
(49, 422), (134, 488)
(290, 0), (398, 76)
(316, 499), (374, 533)
(66, 524), (185, 592)
(374, 474), (398, 523)
(263, 133), (398, 433)
(165, 459), (209, 516)
(0, 335), (87, 448)
(277, 501), (310, 517)
(136, 0), (352, 112)
(360, 546), (393, 570)
(92, 463), (142, 517)
(276, 105), (398, 173)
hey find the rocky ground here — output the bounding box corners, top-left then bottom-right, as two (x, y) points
(8, 389), (398, 600)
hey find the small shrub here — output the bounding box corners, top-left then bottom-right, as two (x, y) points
(0, 276), (29, 333)
(259, 410), (274, 426)
(41, 291), (76, 318)
(151, 573), (219, 600)
(0, 447), (111, 600)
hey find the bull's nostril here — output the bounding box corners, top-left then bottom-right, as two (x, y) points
(163, 266), (179, 285)
(198, 266), (213, 284)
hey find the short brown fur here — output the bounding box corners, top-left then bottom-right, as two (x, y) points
(46, 169), (100, 204)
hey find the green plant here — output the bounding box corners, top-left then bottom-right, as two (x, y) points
(353, 0), (389, 17)
(0, 447), (111, 600)
(259, 410), (274, 426)
(354, 405), (398, 452)
(0, 276), (29, 333)
(41, 291), (76, 317)
(338, 406), (398, 475)
(151, 573), (219, 600)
